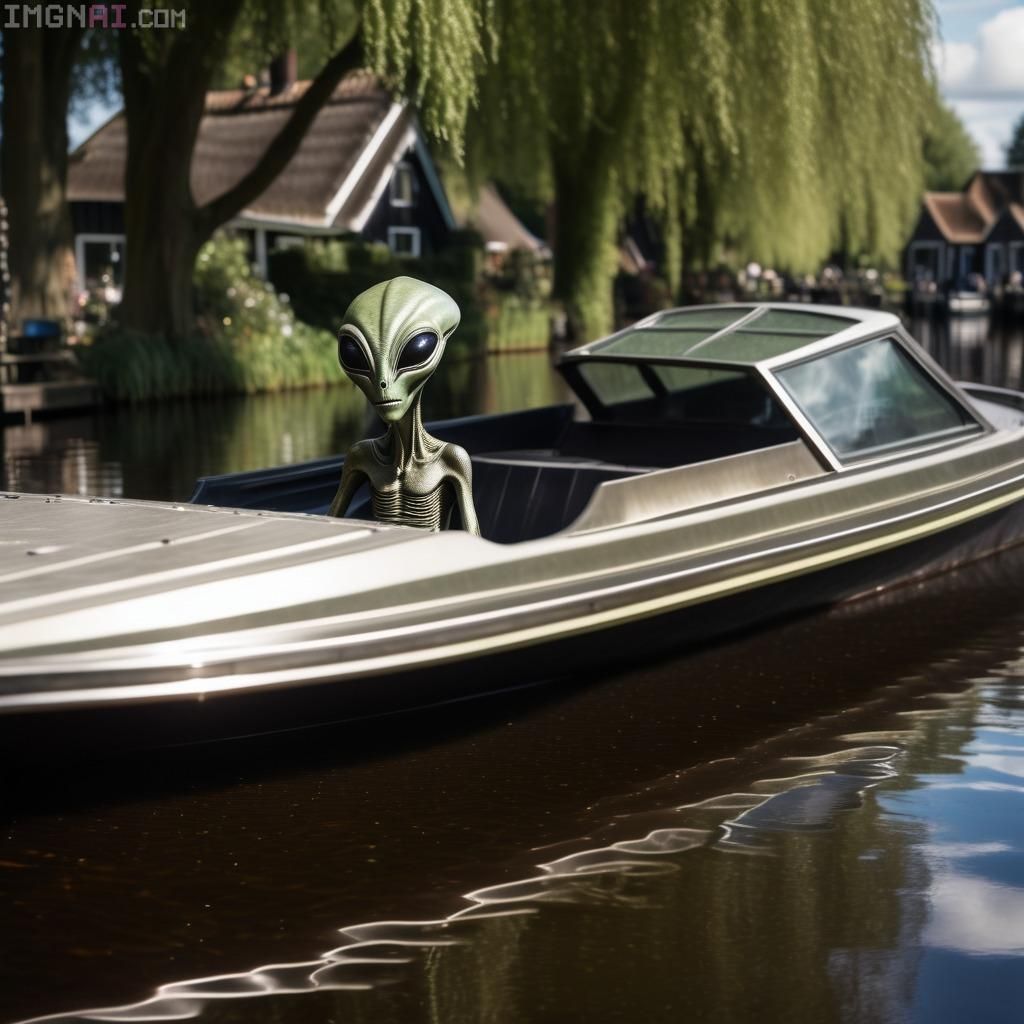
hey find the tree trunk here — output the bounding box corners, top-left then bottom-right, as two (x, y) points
(116, 4), (362, 340)
(1, 28), (82, 329)
(117, 37), (210, 338)
(119, 175), (202, 338)
(116, 0), (242, 338)
(550, 139), (620, 343)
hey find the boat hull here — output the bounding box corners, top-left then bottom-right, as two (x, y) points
(3, 493), (1022, 757)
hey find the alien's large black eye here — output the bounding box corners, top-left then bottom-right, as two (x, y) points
(396, 331), (438, 373)
(338, 333), (370, 375)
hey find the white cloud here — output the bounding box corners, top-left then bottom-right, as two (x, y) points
(934, 40), (979, 90)
(933, 5), (1024, 166)
(935, 6), (1024, 97)
(947, 97), (1024, 166)
(924, 871), (1024, 954)
(936, 0), (1016, 15)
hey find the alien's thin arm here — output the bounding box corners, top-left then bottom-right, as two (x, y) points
(328, 459), (367, 518)
(452, 476), (481, 536)
(443, 447), (480, 536)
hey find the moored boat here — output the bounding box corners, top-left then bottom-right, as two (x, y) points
(2, 304), (1023, 748)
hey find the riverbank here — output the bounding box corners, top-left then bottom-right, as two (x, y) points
(79, 238), (554, 404)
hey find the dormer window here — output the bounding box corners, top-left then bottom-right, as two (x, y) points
(390, 161), (415, 207)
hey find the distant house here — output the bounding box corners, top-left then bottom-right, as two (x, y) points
(905, 170), (1024, 288)
(67, 71), (457, 295)
(460, 183), (549, 264)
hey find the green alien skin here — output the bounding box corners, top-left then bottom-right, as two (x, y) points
(328, 276), (481, 535)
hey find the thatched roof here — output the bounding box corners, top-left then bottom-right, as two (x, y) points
(68, 72), (425, 231)
(920, 170), (1024, 245)
(463, 184), (549, 255)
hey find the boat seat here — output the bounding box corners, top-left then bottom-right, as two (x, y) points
(324, 456), (639, 542)
(467, 456), (641, 542)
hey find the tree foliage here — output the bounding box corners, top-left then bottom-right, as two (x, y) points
(1008, 112), (1024, 169)
(923, 94), (979, 190)
(469, 0), (937, 338)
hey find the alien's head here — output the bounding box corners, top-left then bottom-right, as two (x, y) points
(336, 276), (460, 424)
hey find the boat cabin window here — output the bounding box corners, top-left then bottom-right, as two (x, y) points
(774, 337), (981, 461)
(574, 360), (788, 427)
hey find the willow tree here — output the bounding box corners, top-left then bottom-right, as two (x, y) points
(117, 0), (484, 338)
(1007, 113), (1024, 169)
(470, 0), (936, 339)
(922, 95), (979, 191)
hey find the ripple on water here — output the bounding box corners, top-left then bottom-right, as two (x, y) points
(14, 651), (1024, 1024)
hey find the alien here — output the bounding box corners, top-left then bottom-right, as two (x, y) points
(328, 276), (481, 536)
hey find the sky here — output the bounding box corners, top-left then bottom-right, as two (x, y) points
(70, 2), (1024, 167)
(933, 0), (1024, 166)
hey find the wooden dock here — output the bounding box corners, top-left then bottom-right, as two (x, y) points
(1, 378), (100, 424)
(1, 350), (99, 424)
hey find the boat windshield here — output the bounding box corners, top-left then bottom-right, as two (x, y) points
(592, 306), (857, 364)
(574, 361), (788, 426)
(774, 337), (982, 461)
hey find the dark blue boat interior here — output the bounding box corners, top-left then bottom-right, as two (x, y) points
(192, 389), (800, 542)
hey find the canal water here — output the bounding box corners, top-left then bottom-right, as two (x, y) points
(2, 313), (1024, 1024)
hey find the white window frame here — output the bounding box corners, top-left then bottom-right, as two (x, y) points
(906, 241), (943, 283)
(253, 228), (268, 278)
(74, 232), (126, 293)
(984, 243), (1005, 284)
(958, 246), (975, 280)
(387, 226), (421, 258)
(1010, 241), (1024, 276)
(389, 161), (415, 208)
(273, 235), (307, 252)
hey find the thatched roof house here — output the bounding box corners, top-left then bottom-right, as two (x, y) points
(906, 170), (1024, 287)
(69, 71), (459, 292)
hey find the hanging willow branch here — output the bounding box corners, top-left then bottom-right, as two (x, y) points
(467, 0), (936, 335)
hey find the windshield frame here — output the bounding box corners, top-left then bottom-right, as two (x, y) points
(762, 327), (990, 469)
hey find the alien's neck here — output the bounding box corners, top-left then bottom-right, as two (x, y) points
(386, 393), (426, 468)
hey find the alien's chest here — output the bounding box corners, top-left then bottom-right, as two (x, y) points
(365, 460), (452, 531)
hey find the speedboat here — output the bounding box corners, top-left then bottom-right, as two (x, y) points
(2, 304), (1023, 748)
(947, 292), (991, 315)
(946, 277), (991, 316)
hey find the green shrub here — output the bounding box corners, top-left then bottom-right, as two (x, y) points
(268, 233), (545, 359)
(85, 236), (343, 402)
(484, 296), (551, 352)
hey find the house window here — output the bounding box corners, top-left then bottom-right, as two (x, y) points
(390, 161), (415, 207)
(958, 246), (975, 282)
(74, 233), (126, 299)
(388, 226), (421, 258)
(985, 244), (1005, 284)
(1011, 242), (1024, 276)
(907, 242), (941, 284)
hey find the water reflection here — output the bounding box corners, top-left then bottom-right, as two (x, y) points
(0, 352), (569, 501)
(3, 315), (1022, 504)
(911, 314), (1024, 390)
(3, 316), (1023, 502)
(19, 637), (1024, 1024)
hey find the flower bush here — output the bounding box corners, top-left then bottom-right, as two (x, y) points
(85, 236), (343, 401)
